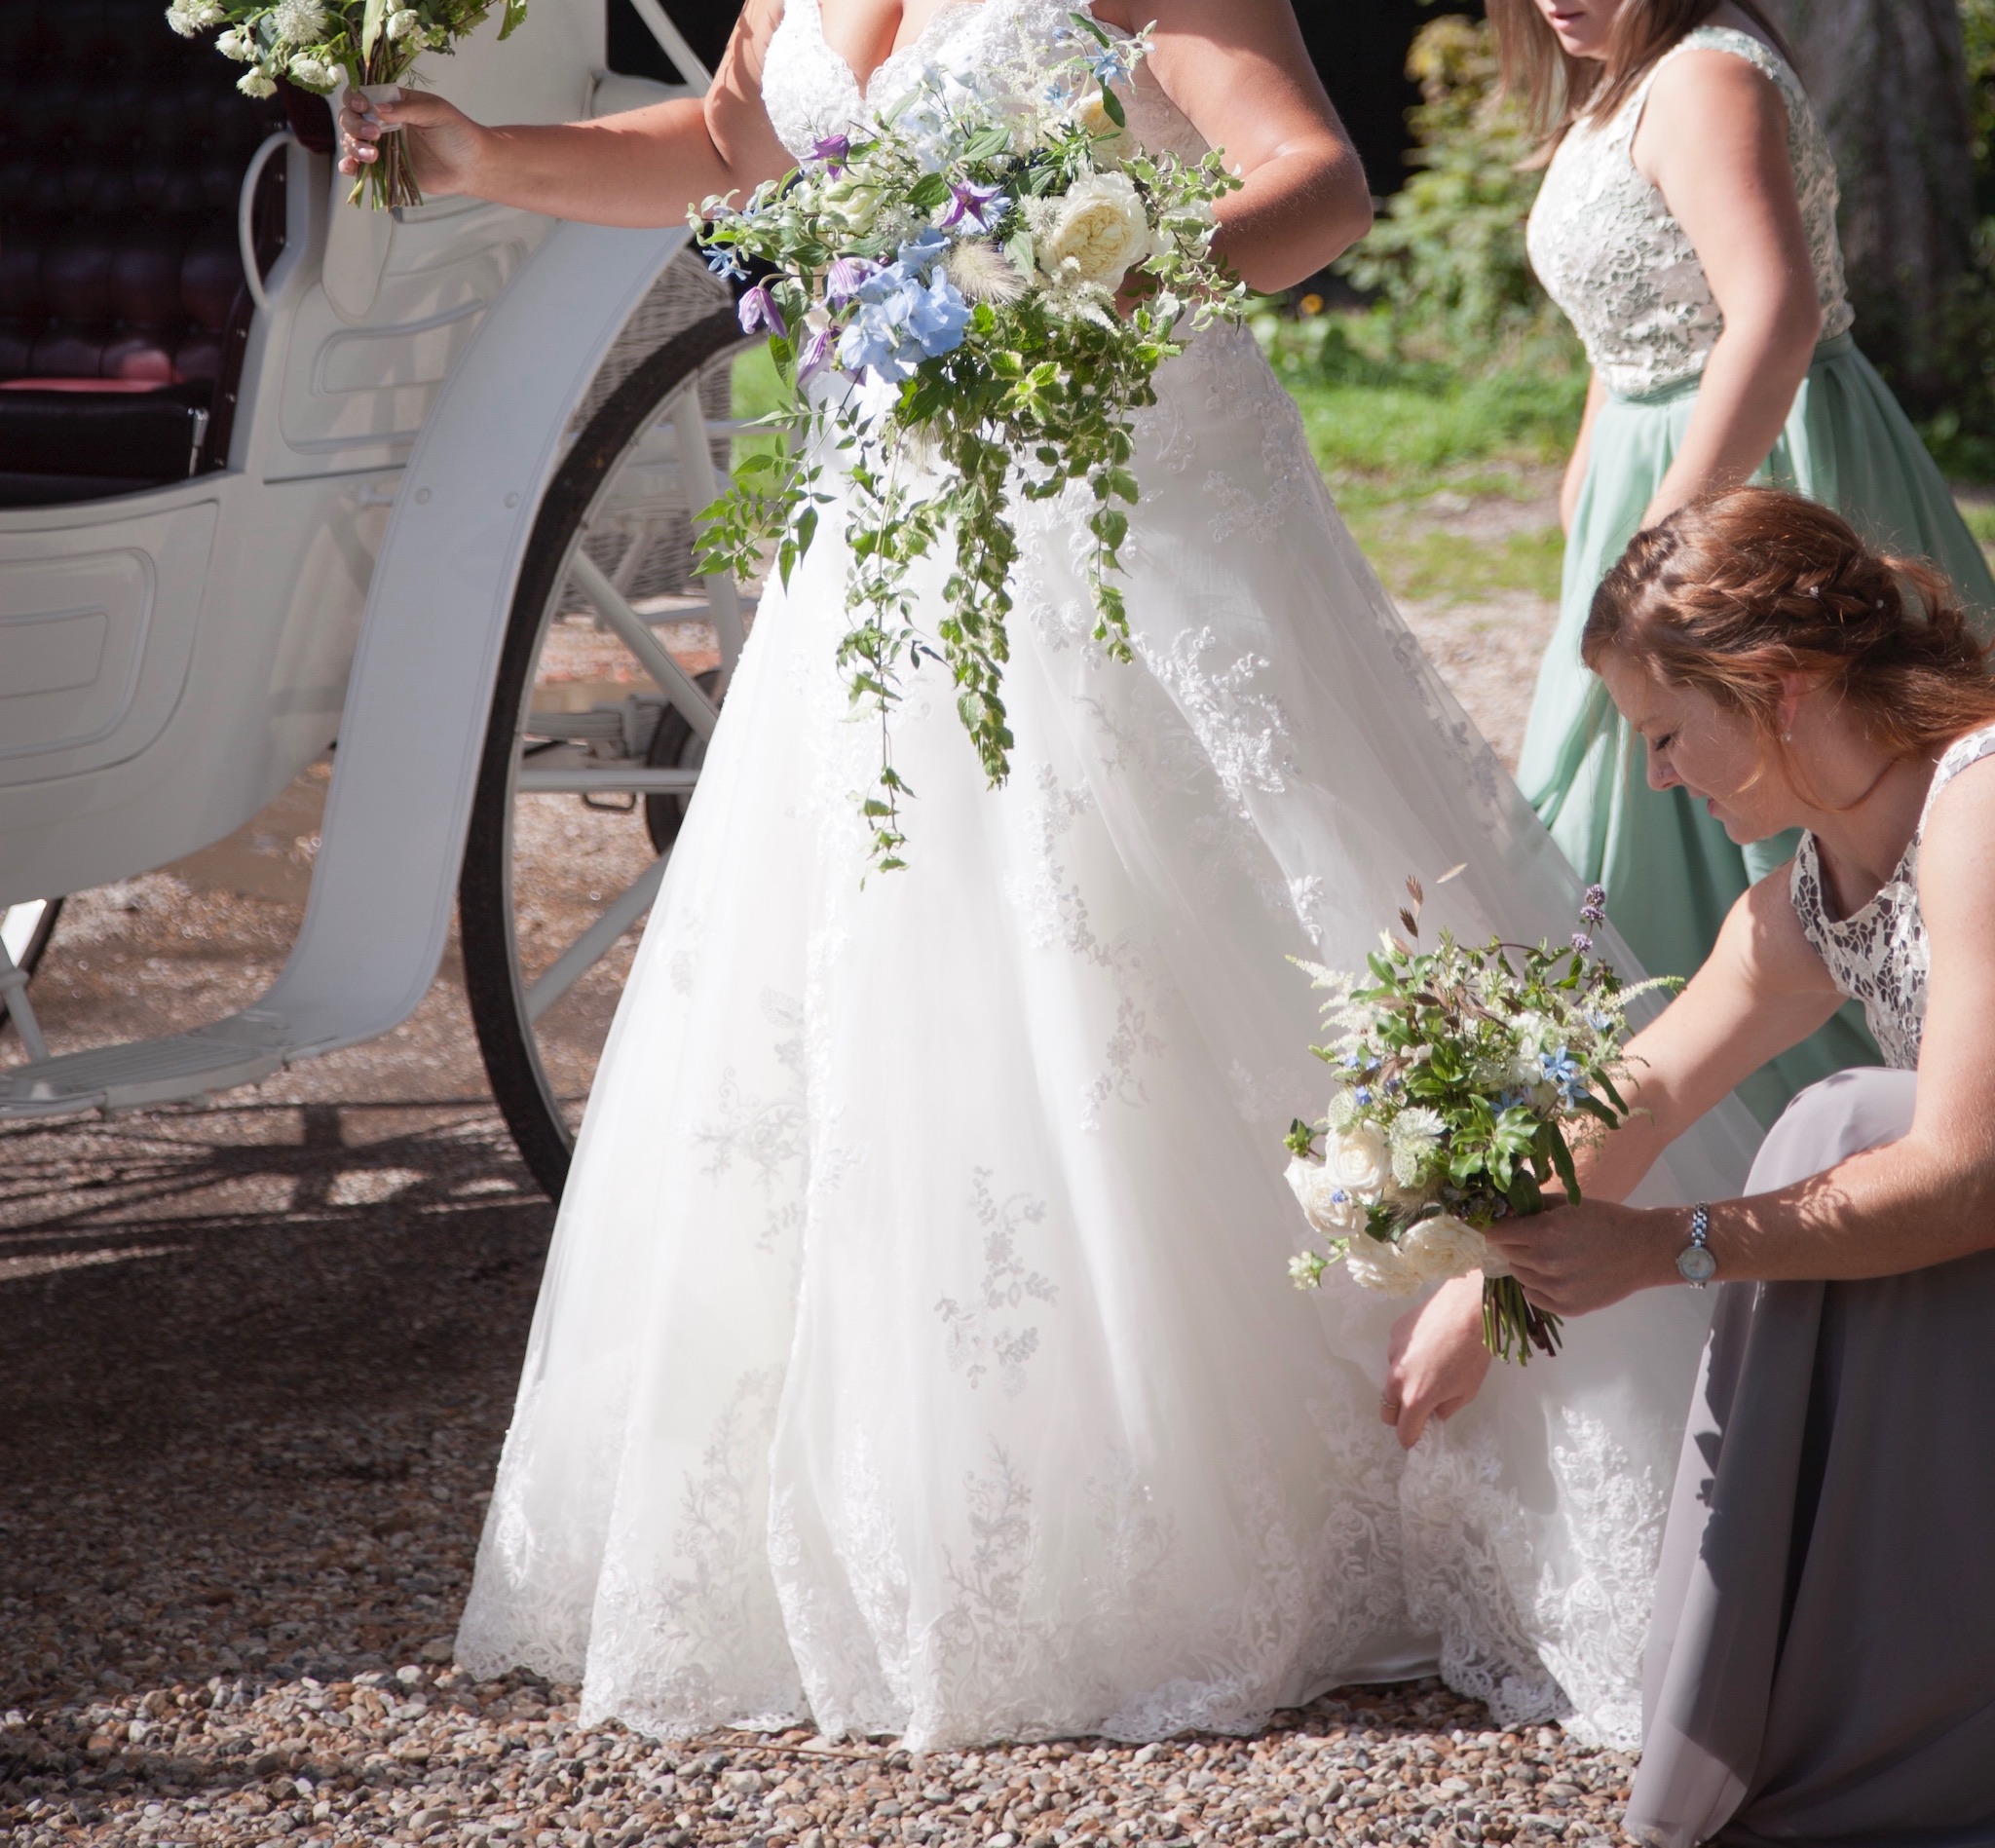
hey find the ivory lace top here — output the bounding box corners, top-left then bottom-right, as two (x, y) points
(1524, 25), (1854, 399)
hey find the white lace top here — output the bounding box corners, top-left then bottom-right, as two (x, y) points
(1789, 726), (1995, 1070)
(760, 0), (1209, 167)
(1525, 25), (1853, 399)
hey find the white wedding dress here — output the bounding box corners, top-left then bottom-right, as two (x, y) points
(457, 0), (1761, 1752)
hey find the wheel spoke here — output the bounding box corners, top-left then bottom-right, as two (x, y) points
(516, 767), (700, 795)
(567, 549), (719, 741)
(523, 852), (671, 1024)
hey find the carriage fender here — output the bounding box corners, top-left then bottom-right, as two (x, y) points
(256, 218), (695, 1056)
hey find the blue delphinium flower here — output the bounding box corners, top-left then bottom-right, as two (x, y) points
(826, 255), (883, 305)
(838, 252), (970, 382)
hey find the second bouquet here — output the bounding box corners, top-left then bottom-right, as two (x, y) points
(1283, 876), (1669, 1362)
(696, 14), (1244, 870)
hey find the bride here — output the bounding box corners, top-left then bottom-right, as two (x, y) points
(344, 0), (1756, 1749)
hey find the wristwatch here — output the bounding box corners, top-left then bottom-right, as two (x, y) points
(1675, 1203), (1716, 1288)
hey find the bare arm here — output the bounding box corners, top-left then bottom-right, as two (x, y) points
(1488, 765), (1995, 1311)
(1631, 50), (1822, 525)
(339, 0), (794, 225)
(1560, 371), (1605, 537)
(1118, 0), (1373, 290)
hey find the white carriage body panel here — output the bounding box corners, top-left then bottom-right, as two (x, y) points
(0, 470), (395, 905)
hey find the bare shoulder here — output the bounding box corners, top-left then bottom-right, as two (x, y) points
(1716, 858), (1841, 998)
(1917, 748), (1995, 936)
(1640, 42), (1790, 146)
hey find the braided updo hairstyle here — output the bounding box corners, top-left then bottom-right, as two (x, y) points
(1583, 487), (1995, 761)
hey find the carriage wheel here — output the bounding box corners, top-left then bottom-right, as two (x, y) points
(460, 307), (763, 1200)
(0, 898), (63, 1056)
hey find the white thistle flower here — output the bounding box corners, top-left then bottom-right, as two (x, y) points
(388, 8), (425, 41)
(1388, 1106), (1445, 1188)
(946, 241), (1029, 305)
(165, 0), (224, 35)
(272, 0), (329, 46)
(237, 64), (280, 95)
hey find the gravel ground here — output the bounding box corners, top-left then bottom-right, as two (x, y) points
(2, 491), (1640, 1847)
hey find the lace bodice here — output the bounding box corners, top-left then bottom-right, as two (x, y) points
(759, 0), (1209, 167)
(1789, 727), (1995, 1069)
(1525, 26), (1852, 399)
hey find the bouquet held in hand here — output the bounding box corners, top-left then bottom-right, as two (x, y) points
(169, 0), (527, 209)
(1284, 877), (1667, 1362)
(696, 14), (1244, 868)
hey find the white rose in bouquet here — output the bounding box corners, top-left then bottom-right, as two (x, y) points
(1069, 91), (1131, 164)
(1326, 1122), (1391, 1204)
(1399, 1214), (1491, 1285)
(1036, 170), (1152, 289)
(1285, 1156), (1363, 1236)
(1343, 1232), (1423, 1298)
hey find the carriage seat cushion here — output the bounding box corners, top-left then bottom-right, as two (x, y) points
(0, 0), (285, 504)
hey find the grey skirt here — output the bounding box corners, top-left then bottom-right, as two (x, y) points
(1629, 1069), (1995, 1847)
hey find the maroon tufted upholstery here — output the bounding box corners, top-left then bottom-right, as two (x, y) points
(0, 0), (287, 505)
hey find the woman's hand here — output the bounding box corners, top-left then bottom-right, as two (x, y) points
(1485, 1201), (1683, 1318)
(1381, 1275), (1492, 1449)
(339, 85), (489, 199)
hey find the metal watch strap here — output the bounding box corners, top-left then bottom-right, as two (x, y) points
(1676, 1202), (1715, 1288)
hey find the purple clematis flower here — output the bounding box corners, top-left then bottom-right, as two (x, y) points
(825, 255), (883, 305)
(810, 132), (851, 172)
(940, 178), (1008, 234)
(738, 282), (786, 337)
(795, 323), (837, 384)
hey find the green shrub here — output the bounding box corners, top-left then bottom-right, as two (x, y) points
(1333, 16), (1578, 370)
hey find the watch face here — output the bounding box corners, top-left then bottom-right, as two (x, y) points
(1677, 1243), (1717, 1284)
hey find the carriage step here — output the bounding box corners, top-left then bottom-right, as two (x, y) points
(0, 1011), (291, 1117)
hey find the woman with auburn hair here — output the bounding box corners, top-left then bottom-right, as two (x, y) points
(1482, 485), (1995, 1843)
(1490, 0), (1995, 1126)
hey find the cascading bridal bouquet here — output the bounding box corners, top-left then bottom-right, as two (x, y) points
(169, 0), (527, 209)
(1283, 876), (1669, 1362)
(695, 15), (1245, 869)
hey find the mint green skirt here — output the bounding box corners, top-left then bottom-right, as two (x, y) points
(1518, 334), (1995, 1125)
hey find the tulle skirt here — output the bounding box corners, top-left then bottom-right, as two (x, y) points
(457, 327), (1759, 1751)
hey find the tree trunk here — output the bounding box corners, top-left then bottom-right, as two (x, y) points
(1768, 0), (1978, 408)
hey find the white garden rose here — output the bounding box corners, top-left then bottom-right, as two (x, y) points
(1343, 1233), (1423, 1299)
(1069, 91), (1130, 165)
(1399, 1214), (1491, 1285)
(1285, 1157), (1363, 1236)
(1326, 1122), (1391, 1203)
(1037, 170), (1152, 289)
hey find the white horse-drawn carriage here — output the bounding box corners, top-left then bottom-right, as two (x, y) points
(0, 0), (760, 1196)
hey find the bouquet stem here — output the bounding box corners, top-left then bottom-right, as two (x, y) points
(1483, 1274), (1562, 1364)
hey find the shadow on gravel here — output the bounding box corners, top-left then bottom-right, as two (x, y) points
(1, 1101), (554, 1713)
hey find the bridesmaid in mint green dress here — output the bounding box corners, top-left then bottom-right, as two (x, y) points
(1498, 0), (1995, 1124)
